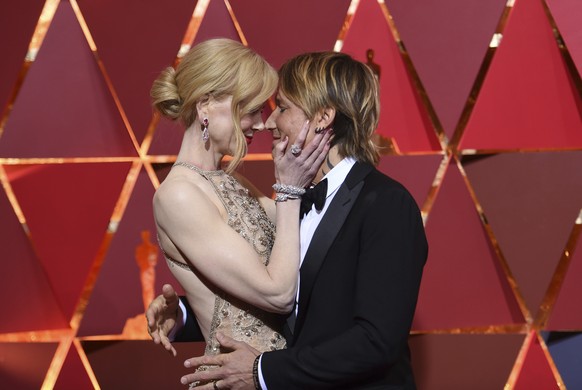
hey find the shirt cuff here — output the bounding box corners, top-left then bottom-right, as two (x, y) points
(258, 354), (268, 389)
(167, 299), (187, 342)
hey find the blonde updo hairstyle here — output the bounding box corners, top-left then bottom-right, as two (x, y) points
(278, 51), (380, 165)
(151, 39), (278, 172)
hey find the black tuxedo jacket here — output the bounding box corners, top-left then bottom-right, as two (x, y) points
(261, 162), (427, 389)
(177, 295), (204, 342)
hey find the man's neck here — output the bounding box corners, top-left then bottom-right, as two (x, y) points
(314, 146), (342, 184)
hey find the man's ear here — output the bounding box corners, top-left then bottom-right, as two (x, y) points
(316, 107), (336, 129)
(195, 95), (211, 122)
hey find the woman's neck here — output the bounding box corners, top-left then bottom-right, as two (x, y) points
(176, 126), (224, 171)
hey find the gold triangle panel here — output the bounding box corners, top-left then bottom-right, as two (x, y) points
(341, 0), (441, 152)
(77, 167), (180, 337)
(511, 331), (563, 389)
(75, 0), (199, 145)
(462, 152), (582, 320)
(547, 238), (582, 330)
(6, 162), (132, 321)
(415, 161), (524, 330)
(460, 0), (582, 150)
(0, 0), (45, 116)
(52, 342), (95, 389)
(546, 0), (582, 77)
(0, 178), (68, 333)
(385, 0), (507, 140)
(0, 1), (137, 158)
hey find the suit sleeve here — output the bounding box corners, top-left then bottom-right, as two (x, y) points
(261, 186), (428, 388)
(175, 296), (205, 342)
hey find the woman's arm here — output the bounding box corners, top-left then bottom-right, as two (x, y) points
(155, 171), (297, 314)
(232, 172), (276, 222)
(156, 124), (330, 314)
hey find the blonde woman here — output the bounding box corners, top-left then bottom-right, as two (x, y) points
(148, 38), (331, 367)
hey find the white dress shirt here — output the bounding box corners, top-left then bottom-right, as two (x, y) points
(259, 157), (356, 389)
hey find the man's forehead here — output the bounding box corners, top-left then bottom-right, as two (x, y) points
(276, 91), (289, 102)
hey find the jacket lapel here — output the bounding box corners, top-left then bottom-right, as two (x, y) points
(292, 162), (373, 338)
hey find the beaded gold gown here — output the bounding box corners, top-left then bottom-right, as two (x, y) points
(163, 162), (287, 358)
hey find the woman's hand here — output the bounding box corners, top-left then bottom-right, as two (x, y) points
(273, 121), (332, 188)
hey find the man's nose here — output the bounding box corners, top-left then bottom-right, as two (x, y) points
(265, 110), (277, 131)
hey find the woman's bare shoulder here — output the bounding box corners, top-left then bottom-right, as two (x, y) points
(153, 174), (217, 225)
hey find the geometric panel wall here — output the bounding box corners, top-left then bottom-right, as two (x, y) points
(459, 0), (582, 151)
(1, 0), (580, 388)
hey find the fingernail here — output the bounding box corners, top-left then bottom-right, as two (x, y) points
(185, 360), (191, 368)
(181, 377), (188, 384)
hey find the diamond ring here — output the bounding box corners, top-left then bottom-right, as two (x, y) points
(290, 144), (302, 156)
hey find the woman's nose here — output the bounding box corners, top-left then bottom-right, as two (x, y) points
(251, 111), (266, 132)
(253, 123), (265, 132)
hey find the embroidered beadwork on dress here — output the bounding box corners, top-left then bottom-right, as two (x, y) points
(172, 162), (274, 259)
(168, 161), (286, 360)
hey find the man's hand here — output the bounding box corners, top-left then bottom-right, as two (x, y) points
(181, 332), (259, 390)
(146, 283), (180, 357)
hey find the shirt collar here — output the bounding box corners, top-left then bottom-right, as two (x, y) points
(321, 157), (356, 198)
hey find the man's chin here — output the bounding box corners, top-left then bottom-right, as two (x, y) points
(271, 138), (281, 151)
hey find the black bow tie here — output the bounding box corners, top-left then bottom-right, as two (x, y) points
(300, 179), (328, 218)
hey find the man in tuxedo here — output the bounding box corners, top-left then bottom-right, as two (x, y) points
(147, 51), (427, 389)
